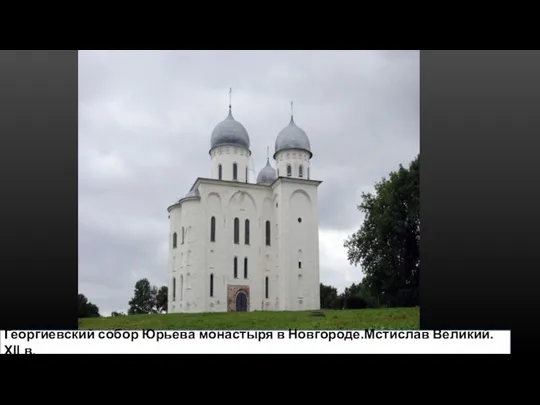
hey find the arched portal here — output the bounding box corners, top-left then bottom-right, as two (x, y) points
(236, 291), (248, 312)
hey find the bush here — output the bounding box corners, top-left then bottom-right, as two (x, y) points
(344, 296), (367, 309)
(331, 295), (345, 309)
(363, 296), (378, 308)
(111, 311), (125, 317)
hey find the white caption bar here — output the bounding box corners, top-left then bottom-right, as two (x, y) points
(0, 329), (511, 354)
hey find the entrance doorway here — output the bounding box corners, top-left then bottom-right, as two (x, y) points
(236, 291), (248, 312)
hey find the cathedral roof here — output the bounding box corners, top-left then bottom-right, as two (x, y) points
(184, 187), (200, 199)
(175, 186), (200, 205)
(210, 108), (250, 151)
(256, 159), (277, 185)
(274, 116), (312, 158)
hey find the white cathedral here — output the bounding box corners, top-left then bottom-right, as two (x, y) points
(167, 99), (321, 313)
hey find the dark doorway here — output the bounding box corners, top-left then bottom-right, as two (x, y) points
(236, 291), (248, 312)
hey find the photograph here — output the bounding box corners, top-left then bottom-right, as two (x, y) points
(78, 50), (420, 331)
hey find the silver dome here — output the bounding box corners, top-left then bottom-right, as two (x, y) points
(274, 116), (312, 158)
(210, 108), (250, 151)
(256, 159), (276, 184)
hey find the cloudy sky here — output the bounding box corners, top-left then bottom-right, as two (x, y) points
(78, 50), (419, 315)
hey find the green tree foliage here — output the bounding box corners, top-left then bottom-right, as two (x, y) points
(344, 296), (366, 309)
(111, 311), (125, 317)
(341, 282), (379, 308)
(127, 279), (168, 315)
(320, 283), (338, 309)
(128, 278), (158, 315)
(320, 282), (378, 309)
(78, 294), (100, 318)
(156, 286), (168, 313)
(344, 155), (420, 307)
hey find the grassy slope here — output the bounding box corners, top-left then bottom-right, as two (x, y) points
(79, 307), (420, 330)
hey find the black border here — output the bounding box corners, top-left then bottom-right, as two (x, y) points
(0, 50), (78, 330)
(1, 51), (538, 354)
(421, 50), (540, 353)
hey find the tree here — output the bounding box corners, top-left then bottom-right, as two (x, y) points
(340, 282), (377, 307)
(128, 278), (158, 315)
(156, 286), (168, 313)
(343, 282), (363, 299)
(344, 155), (420, 307)
(320, 283), (338, 309)
(344, 295), (367, 309)
(111, 311), (125, 317)
(78, 294), (100, 318)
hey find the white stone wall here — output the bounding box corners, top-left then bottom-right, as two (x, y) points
(168, 176), (321, 313)
(210, 145), (250, 182)
(169, 198), (205, 312)
(275, 149), (311, 180)
(273, 179), (320, 310)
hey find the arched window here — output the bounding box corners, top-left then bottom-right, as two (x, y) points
(287, 165), (292, 176)
(299, 165), (303, 178)
(172, 277), (176, 301)
(265, 276), (269, 299)
(233, 163), (238, 180)
(234, 257), (238, 278)
(210, 274), (214, 297)
(210, 216), (216, 242)
(244, 219), (250, 245)
(218, 164), (222, 180)
(244, 257), (248, 279)
(181, 227), (185, 244)
(234, 217), (239, 244)
(265, 221), (271, 246)
(172, 232), (177, 248)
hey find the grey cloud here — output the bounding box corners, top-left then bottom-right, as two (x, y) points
(79, 50), (419, 313)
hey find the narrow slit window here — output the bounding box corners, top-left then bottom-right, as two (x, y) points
(234, 218), (239, 244)
(245, 219), (250, 245)
(265, 221), (271, 246)
(210, 216), (216, 242)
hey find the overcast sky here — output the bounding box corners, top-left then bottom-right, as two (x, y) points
(78, 50), (419, 315)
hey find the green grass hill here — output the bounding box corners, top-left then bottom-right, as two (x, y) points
(79, 307), (420, 330)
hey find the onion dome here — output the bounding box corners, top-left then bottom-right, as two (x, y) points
(274, 116), (312, 158)
(210, 108), (250, 151)
(256, 159), (277, 184)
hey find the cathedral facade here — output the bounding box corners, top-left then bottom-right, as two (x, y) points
(167, 103), (321, 313)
